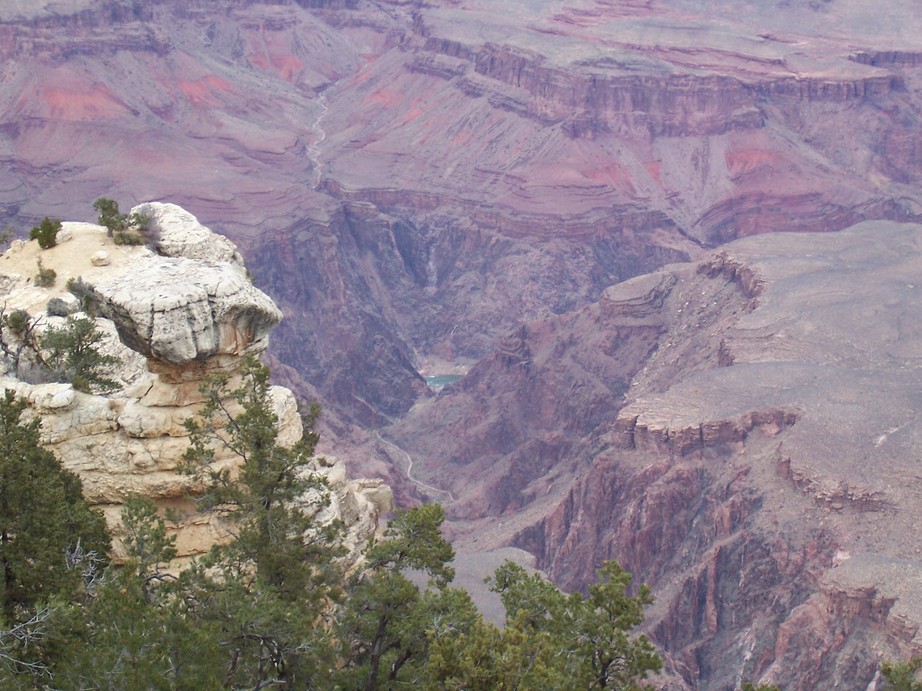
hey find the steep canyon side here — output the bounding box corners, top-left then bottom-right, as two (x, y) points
(389, 222), (922, 688)
(4, 2), (922, 687)
(4, 0), (922, 431)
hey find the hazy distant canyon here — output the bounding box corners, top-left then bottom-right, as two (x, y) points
(3, 0), (922, 687)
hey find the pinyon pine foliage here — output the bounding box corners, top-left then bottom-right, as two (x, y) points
(0, 356), (662, 689)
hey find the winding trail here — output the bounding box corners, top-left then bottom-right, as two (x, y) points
(305, 86), (332, 189)
(375, 431), (456, 503)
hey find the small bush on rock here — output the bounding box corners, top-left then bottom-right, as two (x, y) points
(46, 297), (75, 318)
(40, 316), (120, 393)
(34, 259), (56, 288)
(5, 309), (31, 336)
(93, 197), (150, 246)
(113, 231), (144, 246)
(0, 308), (43, 382)
(29, 217), (61, 250)
(66, 277), (100, 315)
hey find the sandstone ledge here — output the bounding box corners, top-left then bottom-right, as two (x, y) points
(0, 203), (391, 563)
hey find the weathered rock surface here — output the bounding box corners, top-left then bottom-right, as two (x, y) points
(387, 220), (922, 689)
(135, 202), (244, 266)
(95, 205), (281, 364)
(0, 204), (391, 565)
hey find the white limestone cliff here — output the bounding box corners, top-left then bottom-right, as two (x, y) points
(0, 203), (392, 564)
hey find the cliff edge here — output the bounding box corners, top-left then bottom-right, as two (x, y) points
(0, 202), (392, 564)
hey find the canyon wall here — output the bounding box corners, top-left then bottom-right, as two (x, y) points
(3, 2), (922, 687)
(4, 0), (922, 431)
(389, 220), (922, 688)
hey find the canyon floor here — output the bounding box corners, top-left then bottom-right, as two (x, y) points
(3, 1), (922, 688)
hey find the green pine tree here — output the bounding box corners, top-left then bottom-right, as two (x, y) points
(335, 504), (460, 690)
(179, 355), (343, 688)
(486, 559), (662, 690)
(882, 658), (922, 690)
(28, 218), (60, 250)
(52, 497), (225, 689)
(0, 390), (109, 620)
(93, 198), (148, 245)
(39, 316), (120, 393)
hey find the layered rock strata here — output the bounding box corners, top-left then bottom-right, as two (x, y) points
(5, 1), (922, 430)
(0, 202), (391, 563)
(388, 220), (922, 689)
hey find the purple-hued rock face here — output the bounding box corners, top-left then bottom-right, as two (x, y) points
(3, 1), (922, 413)
(389, 220), (922, 688)
(4, 2), (922, 687)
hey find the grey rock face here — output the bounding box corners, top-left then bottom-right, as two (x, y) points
(95, 255), (281, 364)
(132, 202), (244, 266)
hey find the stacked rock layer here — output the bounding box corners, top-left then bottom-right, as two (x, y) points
(0, 203), (391, 563)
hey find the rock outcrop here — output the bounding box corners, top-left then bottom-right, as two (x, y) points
(0, 202), (391, 564)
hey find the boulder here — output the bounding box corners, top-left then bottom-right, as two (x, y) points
(95, 256), (281, 364)
(132, 202), (244, 266)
